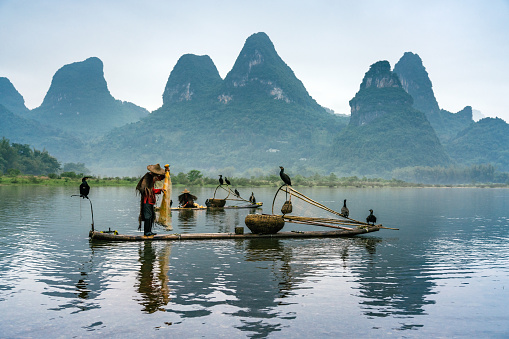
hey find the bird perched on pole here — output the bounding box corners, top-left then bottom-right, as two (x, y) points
(80, 177), (91, 199)
(225, 177), (231, 186)
(279, 166), (292, 186)
(219, 175), (224, 186)
(341, 199), (349, 218)
(366, 209), (377, 225)
(234, 188), (241, 197)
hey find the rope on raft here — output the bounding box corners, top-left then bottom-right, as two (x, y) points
(272, 185), (392, 230)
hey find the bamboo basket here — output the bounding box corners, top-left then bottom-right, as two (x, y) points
(245, 214), (285, 234)
(281, 200), (292, 214)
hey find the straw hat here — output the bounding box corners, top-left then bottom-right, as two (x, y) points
(147, 163), (165, 175)
(181, 188), (191, 194)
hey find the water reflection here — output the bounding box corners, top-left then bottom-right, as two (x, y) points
(176, 209), (197, 231)
(233, 239), (296, 336)
(1, 186), (508, 338)
(75, 272), (90, 300)
(351, 237), (436, 322)
(161, 238), (298, 337)
(135, 242), (172, 313)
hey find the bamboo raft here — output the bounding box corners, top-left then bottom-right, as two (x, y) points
(170, 202), (262, 211)
(89, 225), (380, 241)
(87, 182), (394, 242)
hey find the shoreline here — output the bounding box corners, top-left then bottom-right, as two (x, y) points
(0, 175), (507, 189)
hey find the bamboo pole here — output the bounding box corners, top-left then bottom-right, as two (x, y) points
(271, 185), (398, 230)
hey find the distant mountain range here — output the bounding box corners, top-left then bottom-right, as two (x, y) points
(394, 52), (473, 142)
(329, 60), (450, 174)
(1, 32), (508, 178)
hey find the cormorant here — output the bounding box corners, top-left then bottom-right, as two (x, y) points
(234, 188), (241, 197)
(79, 177), (90, 199)
(249, 192), (256, 204)
(225, 177), (231, 186)
(366, 209), (377, 225)
(279, 166), (292, 186)
(341, 199), (349, 218)
(219, 175), (224, 185)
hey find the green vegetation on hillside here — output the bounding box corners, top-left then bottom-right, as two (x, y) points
(27, 57), (148, 139)
(0, 137), (60, 175)
(331, 104), (450, 175)
(445, 117), (509, 171)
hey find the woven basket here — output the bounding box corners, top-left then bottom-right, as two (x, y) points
(281, 200), (292, 214)
(245, 214), (285, 234)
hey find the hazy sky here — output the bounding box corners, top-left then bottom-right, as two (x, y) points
(1, 0), (508, 121)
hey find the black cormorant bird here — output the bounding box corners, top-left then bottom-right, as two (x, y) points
(219, 175), (224, 186)
(279, 166), (292, 186)
(249, 192), (256, 204)
(234, 188), (241, 197)
(79, 177), (90, 199)
(225, 177), (231, 186)
(366, 209), (377, 225)
(341, 199), (349, 218)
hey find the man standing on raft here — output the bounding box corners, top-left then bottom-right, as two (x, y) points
(136, 164), (166, 236)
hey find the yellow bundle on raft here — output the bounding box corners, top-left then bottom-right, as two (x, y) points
(157, 164), (172, 229)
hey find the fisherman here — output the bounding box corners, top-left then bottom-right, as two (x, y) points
(249, 192), (256, 204)
(136, 164), (166, 236)
(178, 189), (198, 208)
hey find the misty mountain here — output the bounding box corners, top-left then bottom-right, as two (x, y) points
(445, 117), (509, 171)
(162, 54), (223, 104)
(328, 60), (450, 175)
(0, 104), (84, 159)
(0, 77), (29, 116)
(1, 33), (507, 179)
(25, 57), (149, 139)
(394, 52), (473, 142)
(88, 32), (346, 174)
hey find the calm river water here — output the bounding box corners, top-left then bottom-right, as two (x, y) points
(0, 185), (508, 338)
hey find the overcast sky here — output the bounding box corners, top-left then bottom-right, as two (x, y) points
(1, 0), (508, 122)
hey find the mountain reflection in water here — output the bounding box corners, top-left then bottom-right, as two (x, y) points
(0, 186), (508, 338)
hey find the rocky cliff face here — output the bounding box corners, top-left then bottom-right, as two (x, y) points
(393, 52), (440, 118)
(221, 32), (319, 107)
(394, 52), (473, 142)
(349, 61), (412, 126)
(0, 77), (29, 115)
(162, 54), (222, 105)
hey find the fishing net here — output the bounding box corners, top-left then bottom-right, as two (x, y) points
(157, 165), (172, 230)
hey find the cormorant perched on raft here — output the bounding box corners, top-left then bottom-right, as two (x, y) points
(279, 166), (292, 186)
(366, 209), (376, 225)
(225, 177), (231, 186)
(234, 188), (241, 197)
(219, 175), (224, 186)
(341, 199), (349, 218)
(79, 177), (90, 199)
(249, 192), (256, 204)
